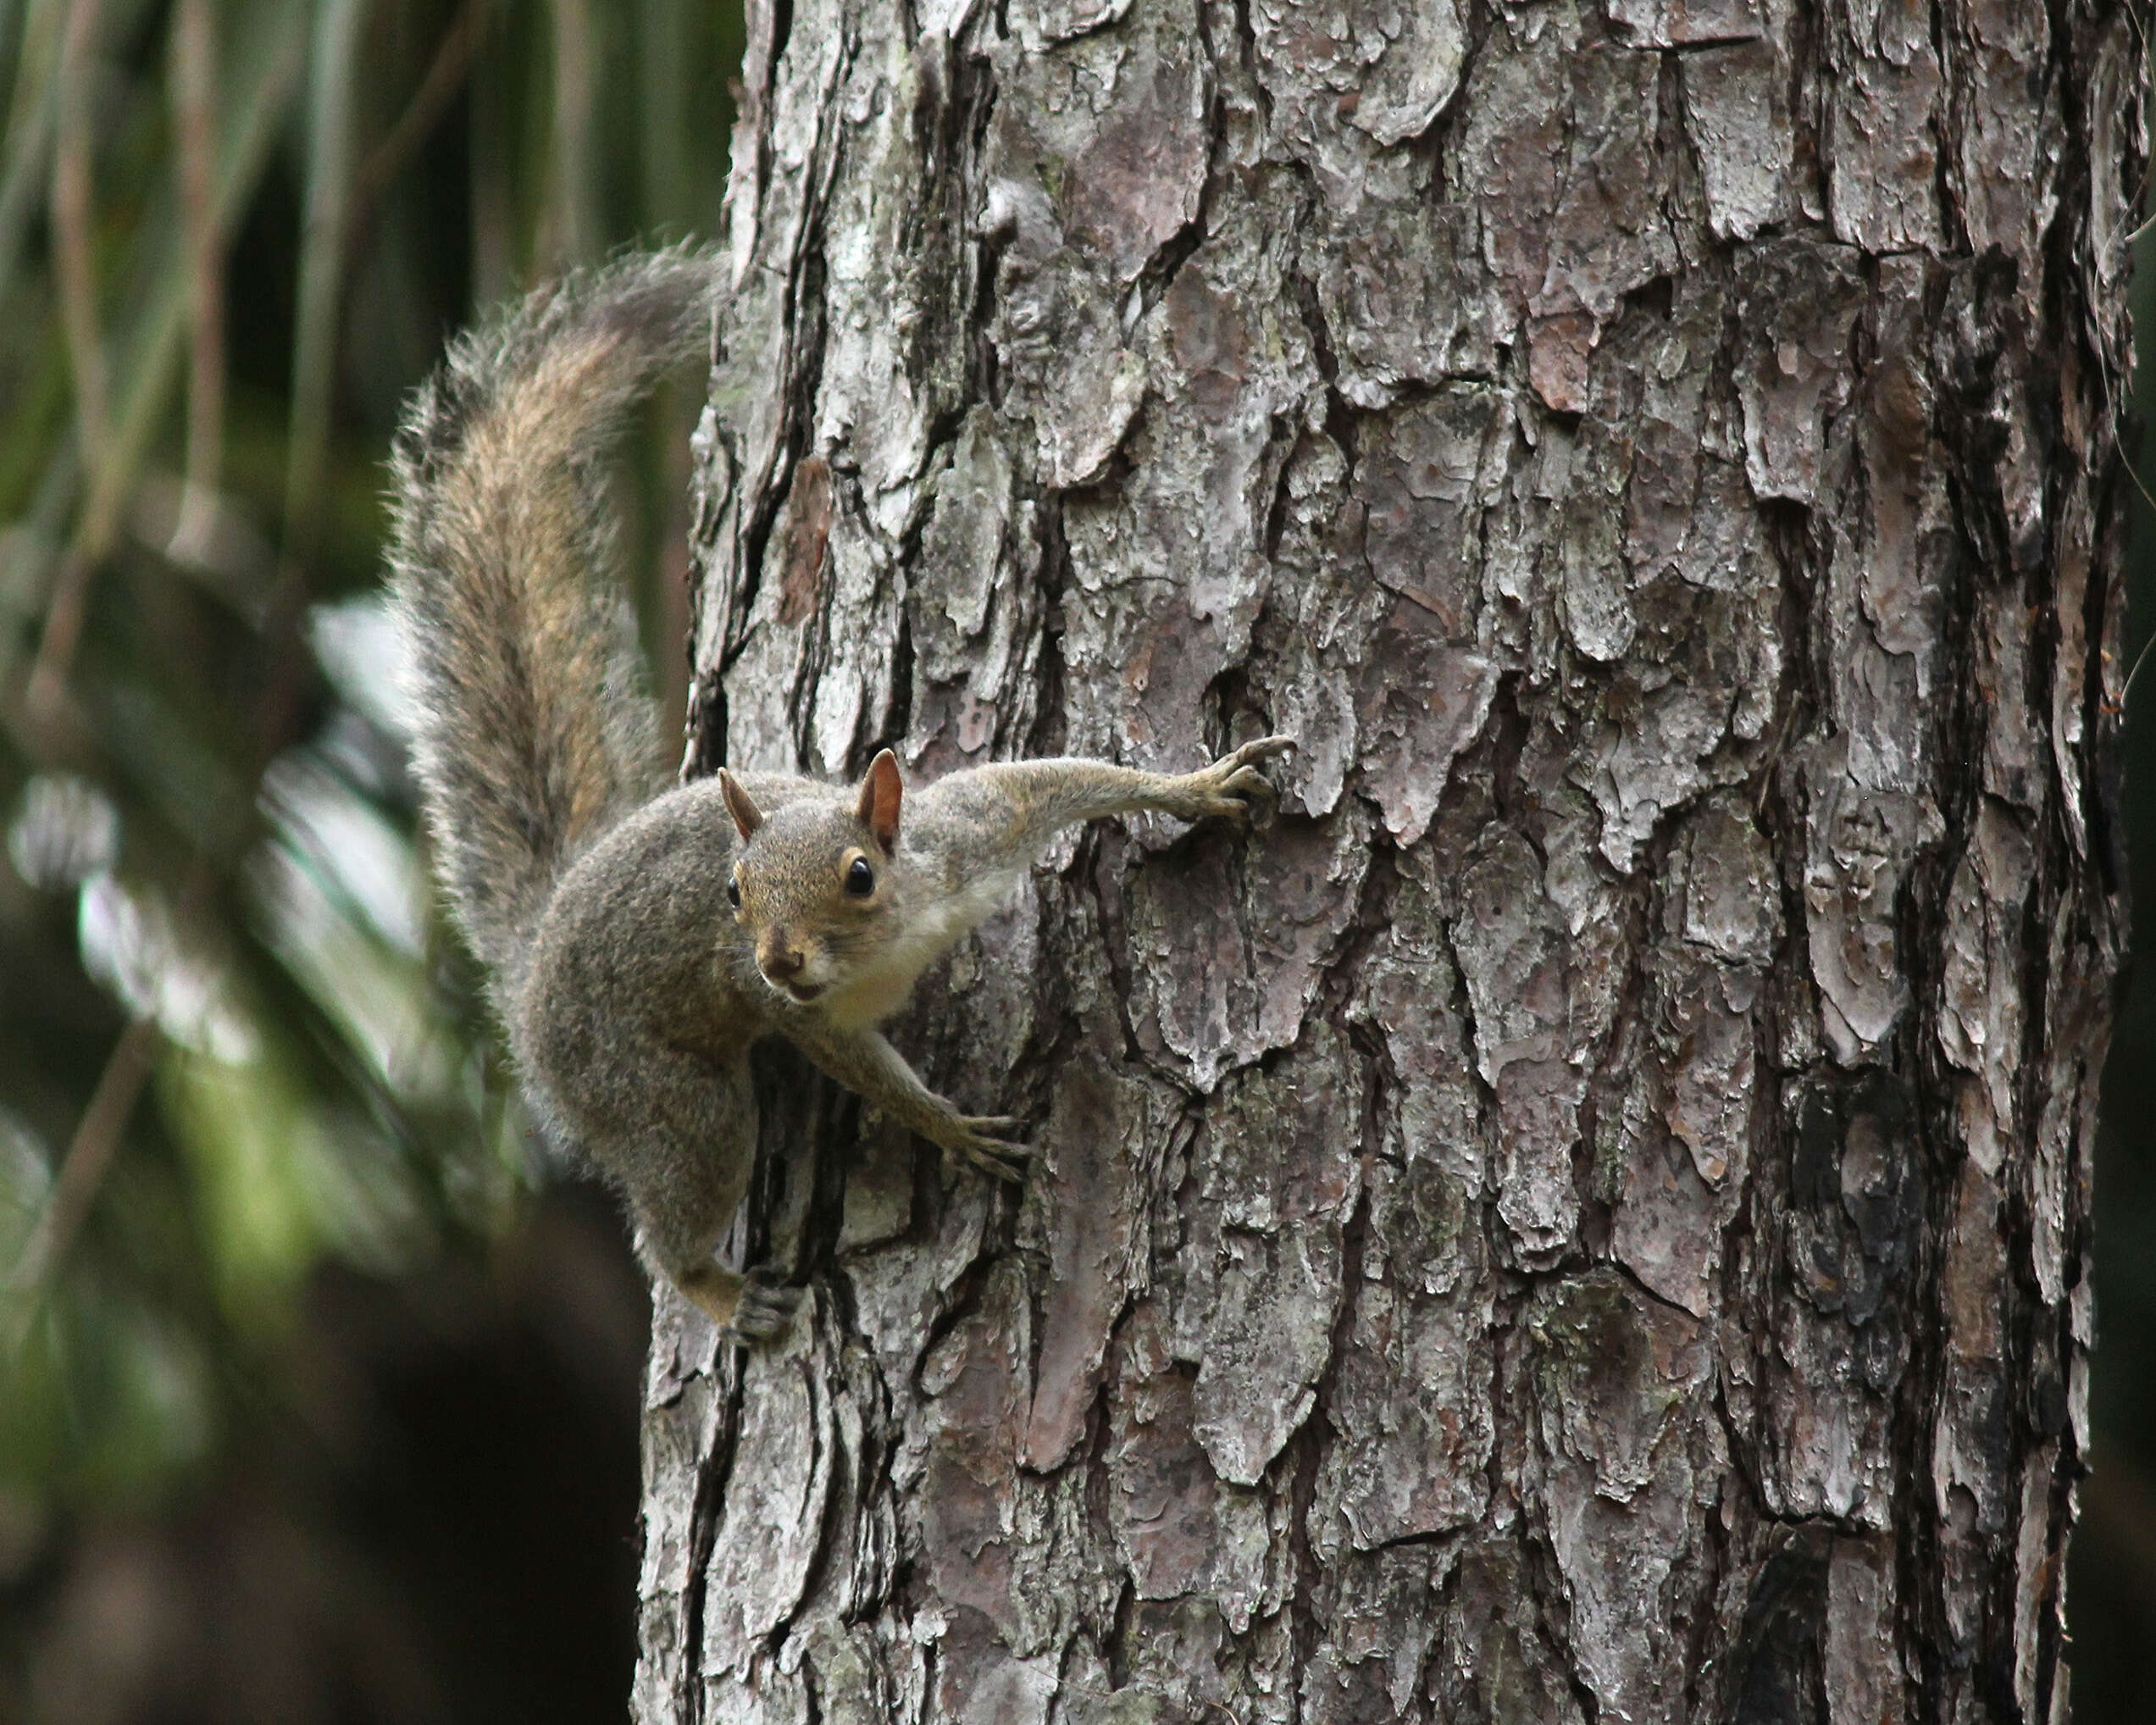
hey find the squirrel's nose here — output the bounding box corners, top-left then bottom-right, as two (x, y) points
(762, 945), (806, 979)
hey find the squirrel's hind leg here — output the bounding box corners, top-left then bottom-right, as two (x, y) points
(582, 1041), (802, 1342)
(673, 1262), (802, 1341)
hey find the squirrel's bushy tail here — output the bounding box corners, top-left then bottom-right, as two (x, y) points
(389, 248), (714, 1011)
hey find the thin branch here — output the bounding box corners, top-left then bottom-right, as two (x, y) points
(543, 0), (599, 269)
(2121, 630), (2156, 707)
(28, 0), (106, 721)
(342, 0), (494, 270)
(166, 0), (226, 565)
(1, 1012), (163, 1359)
(23, 546), (92, 725)
(468, 14), (511, 300)
(46, 0), (102, 462)
(0, 0), (64, 309)
(636, 0), (691, 230)
(281, 0), (372, 564)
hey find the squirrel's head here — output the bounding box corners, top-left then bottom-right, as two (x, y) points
(717, 752), (906, 1007)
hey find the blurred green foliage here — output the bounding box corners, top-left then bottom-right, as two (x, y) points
(0, 0), (738, 1533)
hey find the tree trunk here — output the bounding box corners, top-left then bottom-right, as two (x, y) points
(633, 0), (2139, 1717)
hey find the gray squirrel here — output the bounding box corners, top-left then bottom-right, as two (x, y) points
(388, 250), (1291, 1339)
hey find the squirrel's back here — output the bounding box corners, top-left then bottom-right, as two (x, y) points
(388, 250), (715, 1013)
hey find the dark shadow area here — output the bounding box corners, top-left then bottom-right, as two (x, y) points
(2072, 201), (2156, 1725)
(0, 1184), (648, 1725)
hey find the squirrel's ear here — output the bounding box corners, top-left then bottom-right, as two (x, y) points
(718, 769), (764, 842)
(856, 750), (903, 854)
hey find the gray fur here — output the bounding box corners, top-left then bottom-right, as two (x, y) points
(387, 247), (713, 1012)
(390, 251), (1293, 1338)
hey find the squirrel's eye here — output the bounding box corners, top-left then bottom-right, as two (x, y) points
(845, 857), (875, 897)
(727, 879), (741, 909)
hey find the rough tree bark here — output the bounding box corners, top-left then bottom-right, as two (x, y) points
(630, 0), (2140, 1717)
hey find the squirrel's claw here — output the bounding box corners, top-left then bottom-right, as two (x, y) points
(723, 1269), (804, 1344)
(1189, 734), (1296, 821)
(1217, 765), (1276, 811)
(949, 1118), (1030, 1183)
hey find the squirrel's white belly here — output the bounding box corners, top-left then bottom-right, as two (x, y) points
(819, 862), (1028, 1032)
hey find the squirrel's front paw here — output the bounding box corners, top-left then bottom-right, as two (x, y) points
(1184, 735), (1295, 821)
(946, 1116), (1030, 1184)
(723, 1269), (804, 1345)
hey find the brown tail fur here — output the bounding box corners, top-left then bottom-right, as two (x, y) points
(388, 248), (715, 1013)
